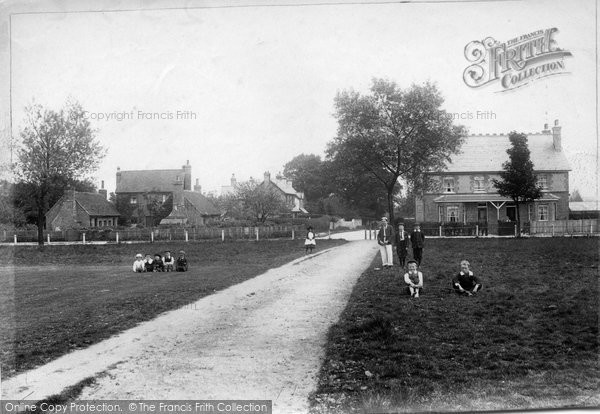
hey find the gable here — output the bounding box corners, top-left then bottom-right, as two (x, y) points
(183, 191), (220, 216)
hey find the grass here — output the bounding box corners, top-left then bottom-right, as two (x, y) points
(0, 238), (344, 379)
(309, 237), (600, 413)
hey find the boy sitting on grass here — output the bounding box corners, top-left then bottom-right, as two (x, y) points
(403, 260), (423, 298)
(163, 251), (175, 272)
(133, 253), (145, 272)
(153, 253), (165, 272)
(144, 254), (154, 273)
(176, 250), (188, 272)
(452, 260), (482, 296)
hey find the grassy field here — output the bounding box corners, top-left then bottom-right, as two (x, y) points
(0, 239), (344, 379)
(310, 237), (599, 413)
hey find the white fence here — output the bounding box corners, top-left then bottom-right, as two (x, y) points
(529, 219), (600, 236)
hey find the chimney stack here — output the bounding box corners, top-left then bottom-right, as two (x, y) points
(194, 178), (202, 193)
(182, 161), (192, 191)
(231, 174), (237, 187)
(99, 180), (107, 199)
(542, 123), (550, 133)
(264, 171), (271, 183)
(552, 119), (562, 151)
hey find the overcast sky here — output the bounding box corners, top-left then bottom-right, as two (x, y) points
(8, 0), (598, 198)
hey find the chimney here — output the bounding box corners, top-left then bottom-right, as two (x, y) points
(182, 160), (192, 190)
(116, 167), (121, 188)
(542, 123), (551, 134)
(194, 178), (202, 193)
(231, 173), (237, 187)
(172, 175), (184, 210)
(98, 180), (107, 199)
(264, 171), (271, 183)
(552, 119), (562, 151)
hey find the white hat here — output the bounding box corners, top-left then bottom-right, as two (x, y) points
(136, 253), (143, 258)
(381, 217), (388, 221)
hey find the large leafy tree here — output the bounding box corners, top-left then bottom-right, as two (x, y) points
(282, 154), (332, 203)
(492, 131), (542, 236)
(327, 79), (466, 223)
(16, 101), (105, 244)
(236, 180), (285, 223)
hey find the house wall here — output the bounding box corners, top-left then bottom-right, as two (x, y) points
(48, 202), (90, 230)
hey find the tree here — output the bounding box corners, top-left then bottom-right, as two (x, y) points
(282, 154), (332, 203)
(327, 79), (466, 223)
(235, 181), (285, 223)
(13, 178), (96, 226)
(492, 131), (542, 236)
(16, 100), (105, 244)
(569, 189), (583, 202)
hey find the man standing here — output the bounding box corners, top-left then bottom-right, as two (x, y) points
(410, 223), (425, 266)
(377, 217), (394, 269)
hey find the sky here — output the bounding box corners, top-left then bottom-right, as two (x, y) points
(7, 0), (599, 198)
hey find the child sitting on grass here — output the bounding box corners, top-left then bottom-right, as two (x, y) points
(403, 260), (423, 298)
(133, 253), (145, 272)
(153, 253), (165, 272)
(452, 260), (482, 296)
(176, 250), (188, 272)
(144, 254), (154, 273)
(163, 251), (175, 272)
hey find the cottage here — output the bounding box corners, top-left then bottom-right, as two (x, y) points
(46, 189), (120, 231)
(261, 172), (308, 215)
(415, 120), (570, 234)
(115, 161), (220, 226)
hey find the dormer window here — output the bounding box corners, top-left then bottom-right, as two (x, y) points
(474, 176), (486, 193)
(443, 177), (455, 193)
(130, 196), (137, 204)
(537, 175), (548, 190)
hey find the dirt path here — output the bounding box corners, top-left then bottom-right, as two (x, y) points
(2, 240), (377, 413)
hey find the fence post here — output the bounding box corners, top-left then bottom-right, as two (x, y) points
(13, 234), (17, 244)
(47, 233), (50, 244)
(116, 232), (119, 243)
(591, 222), (593, 235)
(291, 228), (295, 240)
(328, 229), (331, 239)
(514, 224), (517, 237)
(3, 229), (6, 241)
(256, 227), (259, 241)
(476, 224), (479, 236)
(151, 231), (154, 243)
(185, 230), (189, 242)
(222, 229), (225, 242)
(439, 226), (442, 237)
(82, 233), (86, 244)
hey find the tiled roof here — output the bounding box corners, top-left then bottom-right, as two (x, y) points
(183, 191), (220, 216)
(440, 133), (571, 173)
(268, 178), (300, 196)
(116, 169), (184, 193)
(74, 192), (120, 216)
(569, 201), (600, 212)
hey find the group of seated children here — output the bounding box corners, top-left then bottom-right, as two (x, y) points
(400, 259), (482, 298)
(132, 250), (188, 272)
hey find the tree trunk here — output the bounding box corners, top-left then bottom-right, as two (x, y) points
(515, 199), (521, 237)
(387, 188), (395, 225)
(36, 191), (46, 246)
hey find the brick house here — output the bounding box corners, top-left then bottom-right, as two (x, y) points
(415, 120), (570, 233)
(115, 161), (219, 226)
(46, 189), (120, 231)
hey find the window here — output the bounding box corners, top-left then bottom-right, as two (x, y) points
(473, 176), (485, 193)
(443, 177), (455, 193)
(537, 175), (548, 190)
(447, 206), (459, 222)
(438, 206), (444, 222)
(130, 196), (137, 204)
(538, 205), (549, 221)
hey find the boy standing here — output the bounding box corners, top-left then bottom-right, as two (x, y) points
(394, 222), (409, 267)
(410, 223), (425, 266)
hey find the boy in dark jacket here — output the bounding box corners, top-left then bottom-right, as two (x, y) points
(452, 260), (482, 295)
(176, 250), (188, 272)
